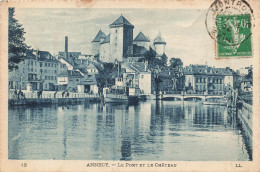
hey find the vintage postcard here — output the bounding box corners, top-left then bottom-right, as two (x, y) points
(0, 0), (260, 171)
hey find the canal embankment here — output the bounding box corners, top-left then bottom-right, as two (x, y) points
(8, 91), (101, 106)
(237, 99), (252, 156)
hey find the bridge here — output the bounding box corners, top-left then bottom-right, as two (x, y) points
(161, 93), (225, 101)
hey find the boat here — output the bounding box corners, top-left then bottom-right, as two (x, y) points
(103, 86), (140, 103)
(203, 97), (227, 106)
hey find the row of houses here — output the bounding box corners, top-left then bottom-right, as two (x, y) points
(8, 49), (100, 94)
(9, 50), (251, 95)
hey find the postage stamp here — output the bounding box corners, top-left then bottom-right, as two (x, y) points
(216, 14), (252, 57)
(205, 0), (254, 58)
(0, 0), (260, 172)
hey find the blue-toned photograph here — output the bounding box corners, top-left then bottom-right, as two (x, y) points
(8, 8), (252, 161)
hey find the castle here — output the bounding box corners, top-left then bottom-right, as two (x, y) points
(91, 15), (167, 63)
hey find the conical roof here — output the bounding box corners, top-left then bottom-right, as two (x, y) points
(92, 30), (106, 43)
(154, 32), (166, 44)
(134, 32), (150, 42)
(109, 15), (134, 28)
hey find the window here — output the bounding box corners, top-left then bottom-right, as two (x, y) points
(40, 62), (42, 67)
(51, 64), (53, 67)
(204, 78), (206, 83)
(54, 64), (57, 68)
(54, 76), (56, 80)
(48, 63), (50, 67)
(31, 61), (33, 66)
(51, 76), (53, 80)
(54, 70), (57, 74)
(31, 68), (33, 72)
(115, 30), (117, 33)
(141, 75), (144, 79)
(45, 76), (47, 80)
(48, 76), (50, 80)
(45, 63), (47, 67)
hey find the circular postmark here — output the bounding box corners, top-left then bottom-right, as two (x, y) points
(206, 0), (255, 47)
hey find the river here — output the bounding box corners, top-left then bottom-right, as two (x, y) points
(8, 100), (251, 160)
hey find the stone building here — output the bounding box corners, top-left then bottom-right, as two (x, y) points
(91, 30), (106, 56)
(92, 15), (167, 63)
(183, 65), (236, 94)
(121, 62), (152, 94)
(8, 50), (60, 91)
(153, 32), (166, 57)
(97, 15), (134, 62)
(133, 31), (150, 51)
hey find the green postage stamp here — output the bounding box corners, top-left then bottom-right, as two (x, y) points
(216, 14), (252, 57)
(206, 0), (254, 58)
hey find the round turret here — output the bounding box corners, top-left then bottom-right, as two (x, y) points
(154, 32), (166, 56)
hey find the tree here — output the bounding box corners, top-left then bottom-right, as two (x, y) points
(8, 8), (29, 71)
(169, 57), (183, 69)
(160, 53), (168, 66)
(246, 67), (252, 81)
(144, 47), (156, 64)
(96, 62), (117, 93)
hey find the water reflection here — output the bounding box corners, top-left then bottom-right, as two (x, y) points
(8, 101), (250, 160)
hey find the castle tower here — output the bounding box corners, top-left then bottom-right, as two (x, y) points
(154, 31), (166, 56)
(91, 30), (106, 56)
(133, 31), (150, 50)
(109, 15), (134, 62)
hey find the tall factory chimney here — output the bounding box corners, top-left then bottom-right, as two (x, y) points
(65, 36), (68, 59)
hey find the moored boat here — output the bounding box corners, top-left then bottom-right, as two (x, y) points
(103, 86), (140, 103)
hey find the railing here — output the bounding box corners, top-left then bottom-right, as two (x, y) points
(8, 91), (99, 100)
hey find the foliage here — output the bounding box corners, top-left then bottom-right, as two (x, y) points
(169, 57), (183, 69)
(246, 67), (253, 81)
(8, 8), (29, 71)
(142, 47), (168, 68)
(143, 47), (156, 64)
(160, 53), (168, 66)
(96, 62), (118, 93)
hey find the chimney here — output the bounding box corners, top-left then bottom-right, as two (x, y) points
(65, 36), (68, 59)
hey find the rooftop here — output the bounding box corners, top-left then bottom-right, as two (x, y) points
(134, 32), (150, 42)
(58, 70), (84, 77)
(183, 65), (235, 76)
(122, 62), (149, 73)
(101, 34), (110, 44)
(109, 15), (134, 28)
(92, 30), (106, 43)
(154, 32), (166, 44)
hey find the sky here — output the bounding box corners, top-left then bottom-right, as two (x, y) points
(14, 8), (252, 70)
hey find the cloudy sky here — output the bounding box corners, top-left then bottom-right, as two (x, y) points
(15, 8), (252, 70)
